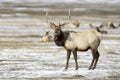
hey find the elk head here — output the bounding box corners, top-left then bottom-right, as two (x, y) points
(49, 21), (69, 41)
(46, 9), (70, 40)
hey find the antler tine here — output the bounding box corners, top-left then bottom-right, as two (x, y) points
(64, 8), (71, 24)
(59, 21), (68, 27)
(59, 9), (71, 27)
(46, 10), (55, 25)
(46, 10), (48, 23)
(59, 22), (61, 26)
(68, 8), (71, 22)
(49, 21), (55, 26)
(46, 11), (54, 24)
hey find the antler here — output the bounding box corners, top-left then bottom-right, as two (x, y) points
(58, 9), (71, 27)
(68, 8), (71, 22)
(45, 11), (56, 27)
(59, 21), (69, 27)
(46, 9), (71, 28)
(46, 10), (48, 23)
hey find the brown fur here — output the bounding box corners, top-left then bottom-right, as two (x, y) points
(51, 23), (101, 70)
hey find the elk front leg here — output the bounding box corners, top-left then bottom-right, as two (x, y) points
(73, 50), (78, 70)
(65, 50), (71, 70)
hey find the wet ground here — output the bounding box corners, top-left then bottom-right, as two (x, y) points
(0, 0), (120, 80)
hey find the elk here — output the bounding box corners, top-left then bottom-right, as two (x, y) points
(72, 20), (80, 28)
(47, 18), (102, 70)
(41, 31), (52, 42)
(99, 22), (117, 29)
(90, 24), (108, 34)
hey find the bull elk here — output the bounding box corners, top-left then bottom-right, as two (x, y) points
(47, 18), (102, 70)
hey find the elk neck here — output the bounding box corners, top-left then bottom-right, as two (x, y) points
(54, 30), (70, 47)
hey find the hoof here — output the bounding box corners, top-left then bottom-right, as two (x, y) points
(88, 67), (92, 70)
(65, 67), (68, 70)
(75, 66), (79, 70)
(92, 67), (96, 70)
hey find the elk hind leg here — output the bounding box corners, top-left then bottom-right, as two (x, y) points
(92, 50), (100, 70)
(89, 49), (97, 70)
(88, 56), (95, 70)
(73, 50), (78, 70)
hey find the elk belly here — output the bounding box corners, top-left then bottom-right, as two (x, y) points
(75, 40), (89, 51)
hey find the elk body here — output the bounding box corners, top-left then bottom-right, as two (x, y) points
(48, 21), (102, 70)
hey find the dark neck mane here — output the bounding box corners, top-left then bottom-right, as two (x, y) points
(54, 30), (70, 46)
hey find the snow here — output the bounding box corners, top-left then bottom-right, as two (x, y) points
(0, 46), (120, 79)
(0, 0), (120, 79)
(0, 23), (119, 79)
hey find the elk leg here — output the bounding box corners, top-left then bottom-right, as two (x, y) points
(65, 50), (71, 70)
(73, 50), (78, 70)
(89, 49), (96, 70)
(92, 50), (100, 70)
(88, 55), (95, 70)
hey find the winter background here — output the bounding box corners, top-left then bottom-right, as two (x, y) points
(0, 0), (120, 80)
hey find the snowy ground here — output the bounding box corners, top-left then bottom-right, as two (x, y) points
(0, 0), (120, 80)
(0, 21), (120, 80)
